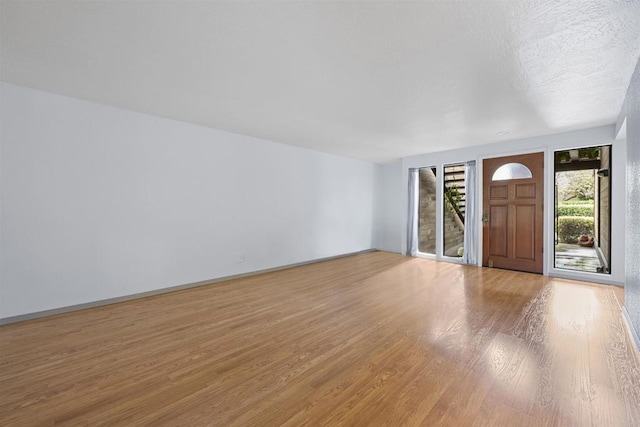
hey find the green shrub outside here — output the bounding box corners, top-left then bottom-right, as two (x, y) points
(561, 199), (593, 205)
(557, 216), (594, 243)
(557, 204), (594, 217)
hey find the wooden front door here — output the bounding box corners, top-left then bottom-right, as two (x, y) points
(483, 152), (544, 274)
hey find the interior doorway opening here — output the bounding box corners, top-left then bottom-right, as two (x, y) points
(554, 145), (611, 274)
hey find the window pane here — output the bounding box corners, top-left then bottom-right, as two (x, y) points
(554, 145), (611, 274)
(418, 167), (436, 254)
(443, 164), (465, 257)
(492, 163), (532, 181)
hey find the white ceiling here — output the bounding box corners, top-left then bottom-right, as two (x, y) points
(2, 1), (639, 163)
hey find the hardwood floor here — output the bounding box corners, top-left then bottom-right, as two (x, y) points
(1, 251), (639, 426)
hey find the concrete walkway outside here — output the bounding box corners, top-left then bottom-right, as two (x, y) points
(554, 243), (602, 272)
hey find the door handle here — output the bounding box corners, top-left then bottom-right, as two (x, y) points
(482, 213), (489, 223)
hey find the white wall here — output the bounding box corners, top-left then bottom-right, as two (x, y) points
(0, 83), (377, 319)
(619, 57), (640, 345)
(374, 160), (403, 253)
(389, 125), (625, 285)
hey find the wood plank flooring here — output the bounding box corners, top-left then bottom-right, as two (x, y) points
(1, 251), (639, 426)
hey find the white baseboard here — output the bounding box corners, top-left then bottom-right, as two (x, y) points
(0, 249), (377, 326)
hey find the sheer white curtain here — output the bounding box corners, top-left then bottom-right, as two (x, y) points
(462, 160), (478, 265)
(407, 168), (419, 256)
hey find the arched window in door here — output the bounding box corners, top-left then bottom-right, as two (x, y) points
(492, 163), (533, 181)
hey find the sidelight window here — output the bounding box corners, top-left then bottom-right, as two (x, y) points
(554, 145), (611, 274)
(418, 167), (437, 255)
(443, 164), (466, 257)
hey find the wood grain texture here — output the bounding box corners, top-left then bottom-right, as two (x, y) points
(1, 252), (638, 426)
(483, 152), (544, 274)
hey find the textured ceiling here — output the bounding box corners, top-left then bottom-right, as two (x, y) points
(2, 1), (639, 163)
